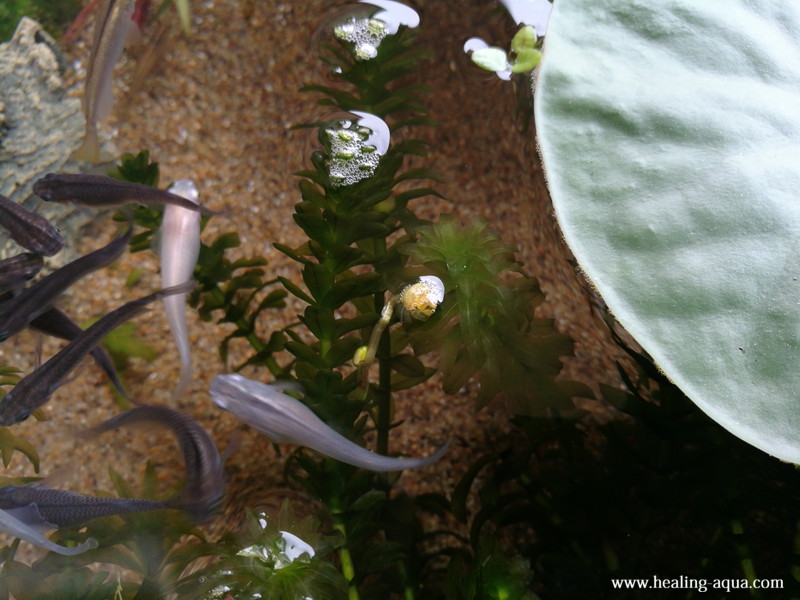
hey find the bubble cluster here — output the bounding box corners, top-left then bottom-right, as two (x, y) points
(236, 531), (316, 569)
(333, 17), (388, 60)
(332, 1), (419, 61)
(324, 119), (382, 187)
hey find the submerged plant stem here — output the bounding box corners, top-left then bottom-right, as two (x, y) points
(373, 233), (392, 456)
(332, 510), (360, 600)
(376, 295), (392, 456)
(396, 561), (415, 600)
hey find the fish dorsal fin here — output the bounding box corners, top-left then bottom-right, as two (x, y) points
(34, 465), (77, 490)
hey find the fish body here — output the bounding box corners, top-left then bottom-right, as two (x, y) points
(30, 306), (130, 402)
(34, 173), (216, 215)
(0, 193), (65, 256)
(0, 507), (98, 556)
(0, 484), (169, 529)
(160, 179), (201, 399)
(0, 227), (132, 342)
(210, 374), (448, 472)
(0, 253), (44, 293)
(0, 280), (195, 426)
(73, 0), (136, 162)
(90, 404), (225, 522)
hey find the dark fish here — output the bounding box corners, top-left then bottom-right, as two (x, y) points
(34, 173), (217, 216)
(211, 374), (449, 472)
(0, 484), (170, 529)
(0, 192), (65, 256)
(0, 280), (195, 426)
(90, 404), (225, 522)
(30, 306), (130, 402)
(0, 505), (97, 556)
(0, 253), (44, 293)
(0, 227), (131, 342)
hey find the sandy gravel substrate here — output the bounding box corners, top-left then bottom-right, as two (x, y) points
(0, 0), (627, 565)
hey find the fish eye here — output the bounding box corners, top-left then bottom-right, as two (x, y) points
(14, 409), (32, 423)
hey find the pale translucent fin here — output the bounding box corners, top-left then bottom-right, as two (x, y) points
(0, 507), (98, 556)
(2, 504), (56, 534)
(171, 361), (192, 401)
(71, 126), (100, 163)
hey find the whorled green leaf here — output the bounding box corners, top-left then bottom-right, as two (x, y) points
(535, 0), (800, 461)
(108, 150), (159, 187)
(0, 367), (38, 470)
(403, 216), (576, 413)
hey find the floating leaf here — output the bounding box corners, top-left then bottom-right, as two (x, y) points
(536, 0), (800, 461)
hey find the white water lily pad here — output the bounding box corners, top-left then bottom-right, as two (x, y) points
(535, 0), (800, 461)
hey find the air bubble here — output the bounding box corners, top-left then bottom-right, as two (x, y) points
(334, 17), (387, 61)
(330, 1), (419, 61)
(355, 42), (378, 60)
(323, 112), (390, 187)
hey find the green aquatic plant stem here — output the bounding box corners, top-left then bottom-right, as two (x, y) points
(730, 518), (760, 599)
(357, 295), (399, 368)
(396, 561), (415, 600)
(375, 295), (394, 457)
(369, 234), (393, 457)
(332, 509), (360, 600)
(206, 286), (282, 377)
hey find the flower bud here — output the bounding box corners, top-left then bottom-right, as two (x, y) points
(353, 345), (369, 367)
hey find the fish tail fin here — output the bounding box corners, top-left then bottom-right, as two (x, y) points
(71, 126), (101, 163)
(158, 280), (197, 300)
(89, 346), (132, 406)
(166, 483), (221, 524)
(171, 364), (192, 401)
(164, 291), (194, 401)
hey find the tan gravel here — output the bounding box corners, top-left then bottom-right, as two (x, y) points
(0, 0), (627, 567)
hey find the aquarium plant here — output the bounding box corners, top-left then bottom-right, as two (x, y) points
(176, 11), (571, 598)
(0, 0), (81, 40)
(0, 366), (38, 471)
(535, 0), (800, 463)
(3, 1), (800, 599)
(469, 25), (542, 77)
